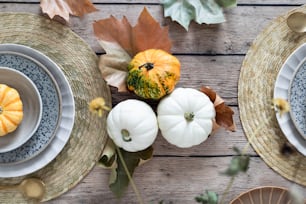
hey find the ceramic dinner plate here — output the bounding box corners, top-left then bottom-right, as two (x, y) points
(0, 53), (61, 163)
(274, 43), (306, 156)
(289, 60), (306, 139)
(0, 67), (42, 153)
(0, 44), (75, 178)
(230, 186), (291, 204)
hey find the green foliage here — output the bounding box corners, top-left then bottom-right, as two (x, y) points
(160, 0), (237, 31)
(216, 0), (237, 8)
(223, 147), (250, 177)
(109, 146), (153, 197)
(195, 191), (219, 204)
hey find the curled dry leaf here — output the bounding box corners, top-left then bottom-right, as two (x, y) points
(93, 7), (172, 92)
(201, 86), (236, 132)
(40, 0), (98, 22)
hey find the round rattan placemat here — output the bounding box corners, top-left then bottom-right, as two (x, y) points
(0, 13), (111, 202)
(239, 5), (306, 186)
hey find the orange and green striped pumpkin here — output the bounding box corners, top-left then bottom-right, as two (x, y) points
(0, 84), (23, 136)
(127, 49), (180, 100)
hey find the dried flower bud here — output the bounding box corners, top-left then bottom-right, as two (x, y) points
(89, 97), (110, 117)
(272, 98), (290, 117)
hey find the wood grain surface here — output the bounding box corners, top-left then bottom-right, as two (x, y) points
(0, 1), (305, 203)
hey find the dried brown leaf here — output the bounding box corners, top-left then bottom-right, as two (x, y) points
(98, 41), (131, 92)
(200, 86), (236, 132)
(200, 86), (216, 102)
(93, 16), (134, 56)
(40, 0), (98, 22)
(215, 102), (236, 131)
(93, 7), (172, 91)
(133, 8), (172, 54)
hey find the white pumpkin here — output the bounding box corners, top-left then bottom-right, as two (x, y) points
(157, 88), (215, 148)
(107, 99), (158, 152)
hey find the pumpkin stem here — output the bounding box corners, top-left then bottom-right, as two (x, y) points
(184, 112), (194, 122)
(121, 129), (132, 142)
(139, 63), (154, 71)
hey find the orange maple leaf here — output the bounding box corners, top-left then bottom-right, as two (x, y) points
(201, 86), (236, 132)
(40, 0), (98, 22)
(93, 7), (172, 91)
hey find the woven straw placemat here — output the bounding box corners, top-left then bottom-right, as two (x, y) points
(239, 5), (306, 186)
(0, 13), (111, 202)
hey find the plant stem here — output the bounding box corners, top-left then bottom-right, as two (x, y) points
(219, 176), (235, 204)
(116, 146), (144, 204)
(220, 115), (273, 203)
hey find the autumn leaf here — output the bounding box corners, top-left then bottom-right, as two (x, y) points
(40, 0), (98, 22)
(201, 86), (236, 131)
(93, 7), (172, 92)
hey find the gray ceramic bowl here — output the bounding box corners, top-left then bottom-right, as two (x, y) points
(0, 67), (42, 153)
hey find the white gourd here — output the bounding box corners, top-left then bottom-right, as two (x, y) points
(107, 99), (158, 152)
(157, 88), (215, 148)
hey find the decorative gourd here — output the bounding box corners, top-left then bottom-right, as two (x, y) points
(157, 88), (215, 148)
(107, 99), (158, 152)
(127, 49), (180, 100)
(0, 84), (23, 136)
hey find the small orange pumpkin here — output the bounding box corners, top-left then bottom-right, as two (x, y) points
(127, 49), (180, 100)
(0, 84), (23, 136)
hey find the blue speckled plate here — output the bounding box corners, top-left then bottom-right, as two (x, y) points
(289, 59), (306, 139)
(274, 43), (306, 156)
(0, 52), (61, 164)
(0, 44), (74, 178)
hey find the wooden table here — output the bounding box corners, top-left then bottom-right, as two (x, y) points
(1, 0), (306, 203)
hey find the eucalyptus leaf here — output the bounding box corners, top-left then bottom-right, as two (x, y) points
(223, 156), (241, 176)
(223, 150), (250, 176)
(195, 190), (218, 204)
(238, 155), (250, 172)
(109, 146), (154, 197)
(216, 0), (237, 8)
(161, 0), (226, 31)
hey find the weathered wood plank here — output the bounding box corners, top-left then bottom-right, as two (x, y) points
(0, 4), (297, 54)
(72, 5), (298, 55)
(0, 0), (304, 5)
(47, 157), (306, 204)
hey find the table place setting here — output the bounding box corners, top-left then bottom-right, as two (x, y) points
(239, 3), (306, 188)
(0, 1), (305, 204)
(0, 12), (111, 202)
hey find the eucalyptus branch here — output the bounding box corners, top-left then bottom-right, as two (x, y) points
(218, 112), (274, 203)
(116, 146), (144, 204)
(219, 176), (235, 204)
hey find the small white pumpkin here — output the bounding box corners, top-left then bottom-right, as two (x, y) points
(107, 99), (158, 152)
(157, 88), (215, 148)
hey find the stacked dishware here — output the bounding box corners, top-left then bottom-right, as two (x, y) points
(274, 43), (306, 156)
(0, 43), (75, 177)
